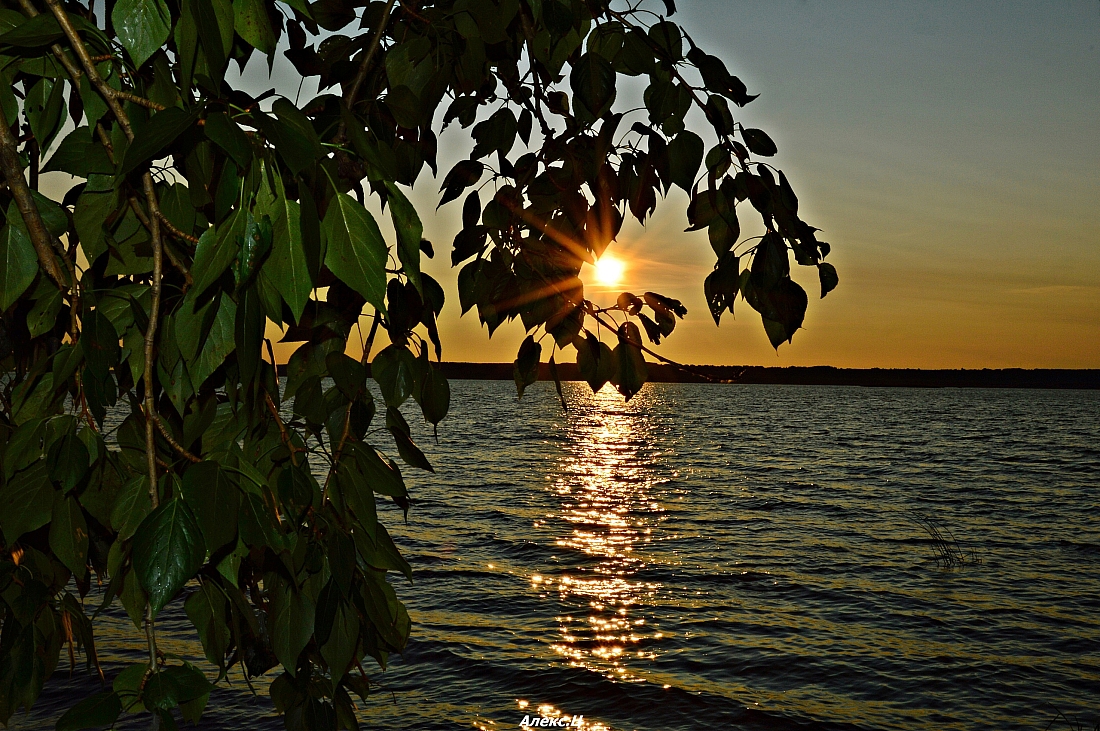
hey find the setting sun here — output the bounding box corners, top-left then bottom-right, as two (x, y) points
(591, 255), (626, 287)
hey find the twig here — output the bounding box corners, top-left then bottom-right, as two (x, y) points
(113, 90), (165, 111)
(152, 412), (201, 463)
(0, 106), (69, 288)
(156, 210), (199, 244)
(264, 391), (300, 467)
(335, 0), (397, 143)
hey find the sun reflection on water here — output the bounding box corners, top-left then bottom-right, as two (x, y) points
(543, 384), (665, 682)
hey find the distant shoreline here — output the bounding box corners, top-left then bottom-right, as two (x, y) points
(352, 363), (1100, 390)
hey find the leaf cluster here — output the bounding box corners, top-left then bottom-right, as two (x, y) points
(0, 0), (835, 728)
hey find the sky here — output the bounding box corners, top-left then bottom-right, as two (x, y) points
(53, 1), (1100, 368)
(412, 0), (1100, 368)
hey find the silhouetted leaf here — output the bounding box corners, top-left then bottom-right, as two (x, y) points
(571, 53), (617, 119)
(513, 335), (541, 399)
(612, 322), (647, 400)
(741, 128), (777, 157)
(818, 262), (839, 298)
(668, 130), (703, 193)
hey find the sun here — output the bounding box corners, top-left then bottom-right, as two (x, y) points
(591, 254), (626, 286)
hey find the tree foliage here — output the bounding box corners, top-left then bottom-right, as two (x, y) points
(0, 0), (836, 727)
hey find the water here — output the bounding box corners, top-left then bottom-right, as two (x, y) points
(14, 383), (1100, 730)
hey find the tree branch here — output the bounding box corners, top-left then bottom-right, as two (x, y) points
(152, 412), (201, 463)
(344, 0), (397, 111)
(0, 106), (68, 288)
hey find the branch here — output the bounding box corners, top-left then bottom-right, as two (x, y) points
(344, 0), (397, 111)
(113, 90), (165, 111)
(0, 106), (68, 288)
(45, 0), (135, 141)
(264, 391), (300, 467)
(127, 196), (194, 284)
(152, 412), (200, 463)
(156, 211), (199, 245)
(335, 0), (396, 144)
(587, 309), (731, 383)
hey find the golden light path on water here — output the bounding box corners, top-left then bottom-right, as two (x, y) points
(546, 386), (662, 683)
(509, 384), (664, 731)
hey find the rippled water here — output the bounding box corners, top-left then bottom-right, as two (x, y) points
(14, 383), (1100, 730)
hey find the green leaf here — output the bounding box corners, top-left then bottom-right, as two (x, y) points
(322, 189), (386, 309)
(121, 107), (199, 177)
(0, 13), (65, 47)
(326, 352), (367, 400)
(49, 496), (89, 577)
(112, 0), (172, 68)
(110, 476), (153, 540)
(335, 457), (376, 536)
(346, 442), (406, 498)
(81, 309), (120, 380)
(385, 406), (433, 472)
(268, 573), (315, 675)
(353, 522), (411, 580)
(265, 174), (310, 321)
(234, 285), (264, 384)
(184, 580), (230, 671)
(55, 691), (122, 731)
(668, 130), (703, 193)
(742, 128), (777, 157)
(238, 490), (283, 549)
(191, 203), (246, 297)
(74, 190), (118, 265)
(570, 52), (617, 120)
(513, 335), (541, 399)
(320, 600), (358, 686)
(42, 127), (114, 177)
(25, 76), (65, 149)
(113, 663), (148, 711)
(204, 112), (252, 169)
(419, 368), (449, 426)
(371, 345), (415, 407)
(0, 222), (38, 311)
(30, 191), (68, 238)
(470, 109), (517, 159)
(384, 182), (423, 294)
(233, 0), (276, 55)
(132, 498), (206, 617)
(47, 432), (89, 492)
(708, 213), (738, 258)
(184, 294), (236, 388)
(0, 461), (54, 541)
(181, 461), (240, 554)
(27, 288), (62, 338)
(818, 262), (839, 298)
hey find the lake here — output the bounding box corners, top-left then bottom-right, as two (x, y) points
(14, 382), (1100, 730)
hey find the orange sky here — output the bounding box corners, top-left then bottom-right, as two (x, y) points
(46, 2), (1100, 368)
(403, 1), (1099, 368)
